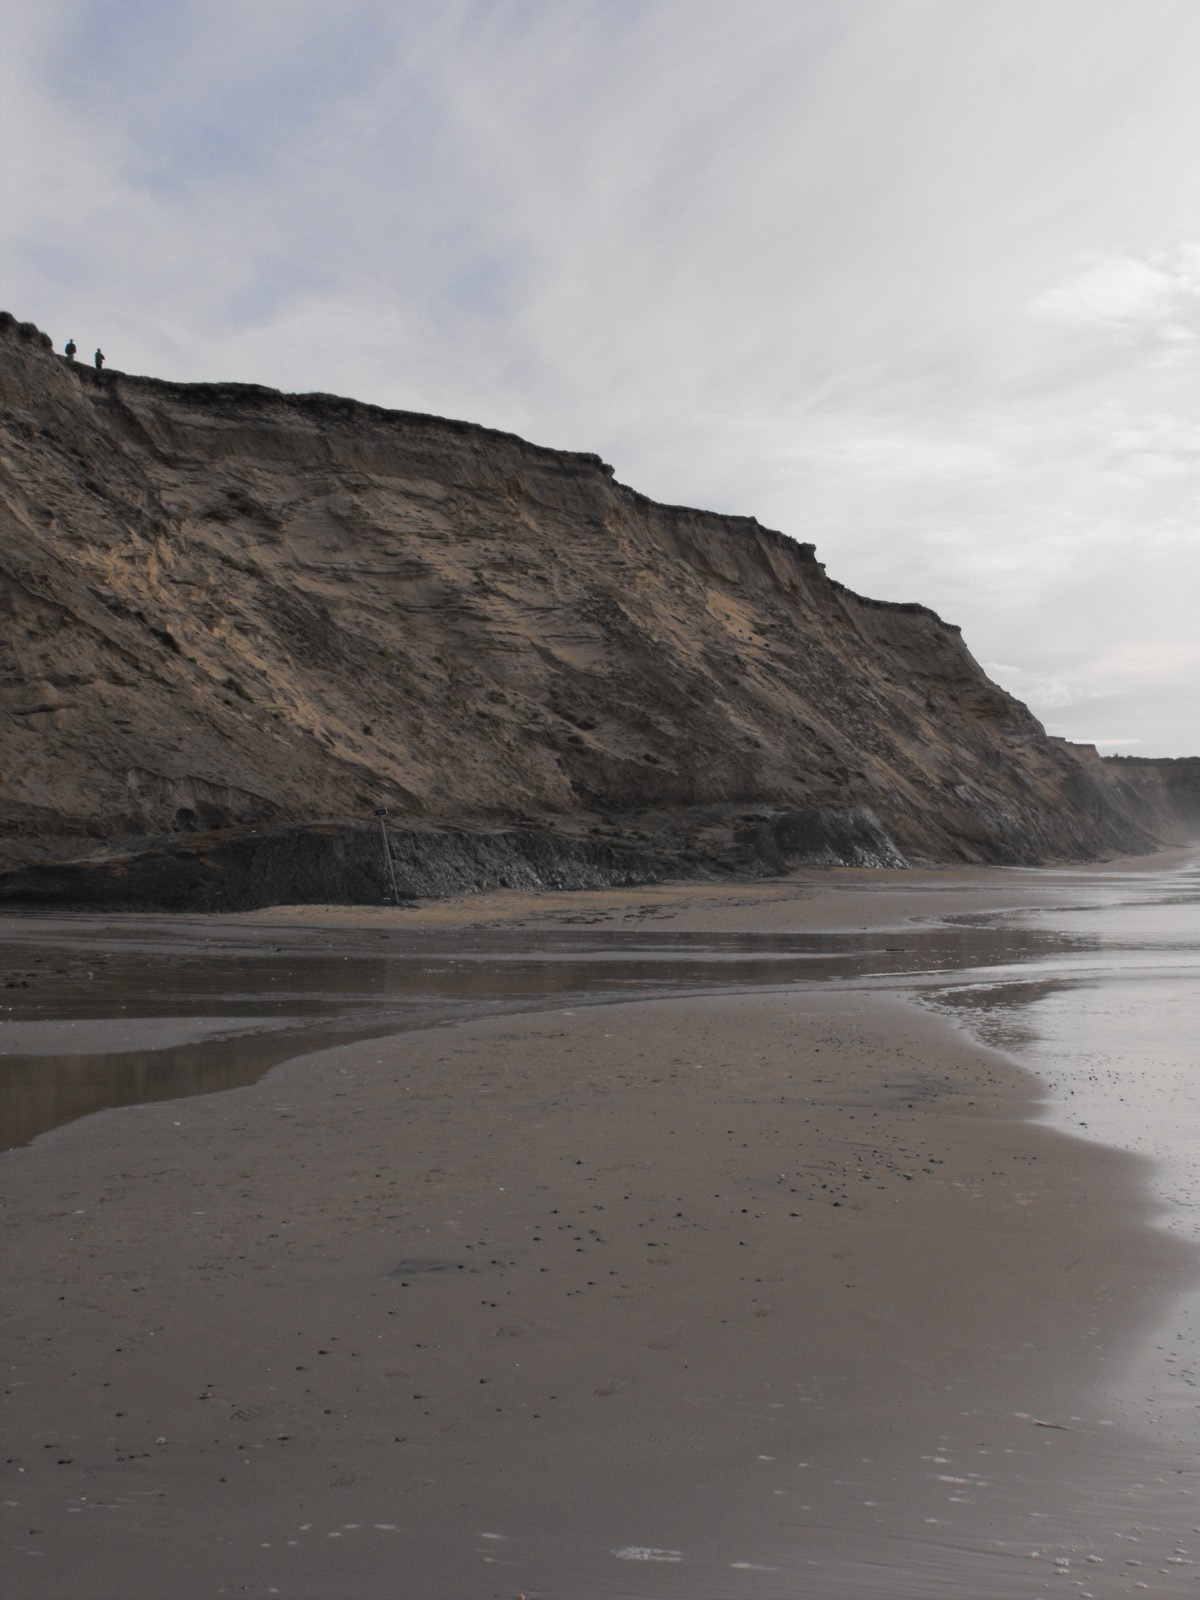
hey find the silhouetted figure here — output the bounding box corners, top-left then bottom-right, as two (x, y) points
(94, 348), (105, 370)
(65, 339), (77, 360)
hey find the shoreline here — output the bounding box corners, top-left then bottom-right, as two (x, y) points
(2, 865), (1198, 1596)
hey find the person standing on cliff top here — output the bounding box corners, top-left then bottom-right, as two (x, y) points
(94, 348), (104, 369)
(64, 338), (76, 360)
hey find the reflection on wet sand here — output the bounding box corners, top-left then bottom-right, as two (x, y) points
(2, 919), (1094, 1151)
(0, 1029), (335, 1153)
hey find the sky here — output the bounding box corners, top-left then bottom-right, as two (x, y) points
(3, 0), (1198, 756)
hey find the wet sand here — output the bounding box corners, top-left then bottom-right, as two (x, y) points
(2, 867), (1198, 1597)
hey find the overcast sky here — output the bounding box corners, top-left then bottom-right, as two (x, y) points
(4, 0), (1197, 755)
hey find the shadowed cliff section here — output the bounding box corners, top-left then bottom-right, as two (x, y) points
(0, 313), (1191, 906)
(1099, 757), (1200, 842)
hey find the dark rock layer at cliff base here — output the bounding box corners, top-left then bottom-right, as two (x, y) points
(0, 807), (911, 914)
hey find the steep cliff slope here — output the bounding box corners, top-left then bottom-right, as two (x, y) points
(0, 315), (1186, 893)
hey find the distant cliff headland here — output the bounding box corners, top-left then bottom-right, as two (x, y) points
(1, 313), (1195, 909)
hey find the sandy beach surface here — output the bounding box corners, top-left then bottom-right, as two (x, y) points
(2, 861), (1198, 1598)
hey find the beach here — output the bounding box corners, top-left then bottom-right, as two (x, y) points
(2, 860), (1197, 1597)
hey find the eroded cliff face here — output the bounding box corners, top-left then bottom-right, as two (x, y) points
(0, 314), (1186, 882)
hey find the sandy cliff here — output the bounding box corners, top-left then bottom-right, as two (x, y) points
(0, 314), (1191, 902)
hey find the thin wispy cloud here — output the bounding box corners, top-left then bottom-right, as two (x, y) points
(3, 0), (1197, 753)
(1033, 245), (1200, 332)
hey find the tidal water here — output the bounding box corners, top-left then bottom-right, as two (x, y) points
(4, 859), (1198, 1438)
(909, 854), (1200, 1443)
(2, 857), (1197, 1183)
(0, 909), (1096, 1150)
(916, 855), (1199, 1231)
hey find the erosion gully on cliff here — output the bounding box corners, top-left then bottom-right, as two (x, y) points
(1, 313), (1195, 909)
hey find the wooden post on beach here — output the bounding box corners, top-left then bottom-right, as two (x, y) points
(373, 806), (401, 903)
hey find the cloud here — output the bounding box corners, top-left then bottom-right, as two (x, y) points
(1032, 253), (1184, 327)
(982, 664), (1102, 712)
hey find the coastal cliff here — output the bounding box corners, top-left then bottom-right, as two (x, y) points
(0, 314), (1191, 905)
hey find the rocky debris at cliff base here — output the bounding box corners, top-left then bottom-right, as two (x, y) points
(0, 807), (909, 914)
(737, 805), (908, 870)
